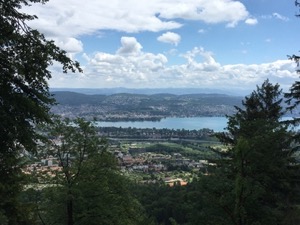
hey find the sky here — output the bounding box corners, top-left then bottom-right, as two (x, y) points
(23, 0), (300, 94)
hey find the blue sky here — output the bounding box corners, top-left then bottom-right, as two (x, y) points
(23, 0), (300, 94)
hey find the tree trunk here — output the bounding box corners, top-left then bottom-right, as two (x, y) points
(67, 191), (74, 225)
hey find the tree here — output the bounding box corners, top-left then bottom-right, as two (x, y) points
(0, 1), (81, 223)
(42, 118), (105, 225)
(203, 80), (299, 225)
(218, 79), (284, 146)
(31, 118), (149, 225)
(133, 183), (194, 225)
(285, 1), (300, 114)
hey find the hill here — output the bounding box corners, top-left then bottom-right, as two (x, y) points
(51, 91), (243, 121)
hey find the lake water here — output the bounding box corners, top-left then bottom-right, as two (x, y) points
(96, 117), (228, 132)
(96, 116), (296, 132)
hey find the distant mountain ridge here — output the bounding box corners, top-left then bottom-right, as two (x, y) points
(50, 87), (247, 96)
(51, 91), (241, 106)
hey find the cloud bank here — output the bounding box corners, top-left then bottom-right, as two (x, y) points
(23, 0), (253, 38)
(50, 37), (298, 93)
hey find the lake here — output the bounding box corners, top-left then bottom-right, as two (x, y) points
(96, 117), (228, 132)
(95, 116), (296, 132)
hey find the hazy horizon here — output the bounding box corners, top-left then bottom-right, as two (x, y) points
(50, 87), (252, 96)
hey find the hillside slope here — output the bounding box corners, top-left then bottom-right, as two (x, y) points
(51, 91), (243, 121)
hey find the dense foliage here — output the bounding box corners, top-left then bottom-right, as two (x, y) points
(218, 80), (299, 224)
(0, 0), (81, 223)
(133, 81), (300, 225)
(23, 118), (150, 225)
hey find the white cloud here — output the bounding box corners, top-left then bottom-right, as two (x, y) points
(157, 32), (181, 46)
(198, 29), (206, 33)
(55, 37), (83, 54)
(22, 0), (251, 39)
(158, 0), (249, 27)
(182, 47), (221, 72)
(245, 17), (258, 25)
(272, 13), (289, 21)
(262, 13), (289, 21)
(226, 21), (239, 28)
(116, 37), (142, 56)
(49, 37), (298, 93)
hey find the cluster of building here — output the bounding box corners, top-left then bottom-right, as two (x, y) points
(23, 143), (209, 186)
(24, 156), (61, 176)
(113, 146), (207, 173)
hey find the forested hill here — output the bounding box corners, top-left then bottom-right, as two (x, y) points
(51, 91), (243, 121)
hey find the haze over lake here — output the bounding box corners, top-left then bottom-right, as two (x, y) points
(96, 117), (228, 132)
